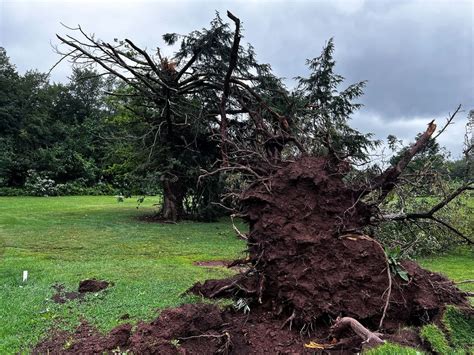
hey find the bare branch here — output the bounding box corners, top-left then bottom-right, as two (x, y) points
(369, 120), (438, 202)
(220, 11), (241, 166)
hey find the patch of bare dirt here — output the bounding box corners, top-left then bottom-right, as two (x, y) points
(194, 260), (231, 267)
(51, 279), (110, 304)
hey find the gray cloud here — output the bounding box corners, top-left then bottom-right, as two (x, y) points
(1, 0), (472, 156)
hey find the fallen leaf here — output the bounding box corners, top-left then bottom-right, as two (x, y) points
(304, 341), (325, 349)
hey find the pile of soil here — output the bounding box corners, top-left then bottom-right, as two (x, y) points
(33, 303), (432, 354)
(37, 156), (469, 353)
(51, 279), (110, 304)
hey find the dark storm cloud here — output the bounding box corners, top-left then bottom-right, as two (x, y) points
(1, 0), (472, 156)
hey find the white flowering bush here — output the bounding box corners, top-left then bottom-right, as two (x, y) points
(24, 170), (59, 196)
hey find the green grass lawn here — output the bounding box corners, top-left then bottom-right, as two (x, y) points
(0, 196), (472, 353)
(0, 196), (245, 353)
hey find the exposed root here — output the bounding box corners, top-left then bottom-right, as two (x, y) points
(230, 214), (247, 240)
(178, 331), (232, 354)
(281, 310), (296, 331)
(209, 279), (240, 298)
(217, 332), (232, 354)
(379, 264), (392, 330)
(457, 279), (474, 284)
(331, 316), (384, 346)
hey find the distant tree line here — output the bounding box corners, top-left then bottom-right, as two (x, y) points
(0, 22), (471, 225)
(0, 48), (123, 195)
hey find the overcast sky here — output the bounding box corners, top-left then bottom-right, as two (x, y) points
(1, 0), (472, 157)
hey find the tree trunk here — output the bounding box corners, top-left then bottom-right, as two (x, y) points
(161, 177), (185, 222)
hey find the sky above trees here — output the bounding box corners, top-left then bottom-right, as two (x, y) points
(1, 0), (472, 156)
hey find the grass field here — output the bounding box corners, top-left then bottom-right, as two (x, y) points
(0, 196), (472, 353)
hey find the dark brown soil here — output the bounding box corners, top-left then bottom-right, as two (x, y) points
(78, 279), (110, 293)
(33, 303), (369, 354)
(51, 284), (83, 304)
(51, 279), (110, 303)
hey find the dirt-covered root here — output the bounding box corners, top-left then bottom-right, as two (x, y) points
(190, 243), (468, 332)
(188, 273), (259, 299)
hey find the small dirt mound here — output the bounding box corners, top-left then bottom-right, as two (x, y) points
(78, 279), (109, 293)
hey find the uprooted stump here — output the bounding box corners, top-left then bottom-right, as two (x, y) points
(190, 156), (469, 331)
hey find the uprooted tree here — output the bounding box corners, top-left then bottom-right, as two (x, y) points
(43, 11), (473, 354)
(190, 12), (473, 351)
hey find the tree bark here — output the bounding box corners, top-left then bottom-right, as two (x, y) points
(161, 177), (184, 222)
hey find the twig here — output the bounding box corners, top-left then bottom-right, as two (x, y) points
(379, 264), (392, 330)
(281, 310), (296, 331)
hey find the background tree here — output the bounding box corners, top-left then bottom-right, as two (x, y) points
(55, 13), (272, 221)
(0, 48), (117, 194)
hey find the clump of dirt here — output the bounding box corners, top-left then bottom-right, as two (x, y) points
(51, 279), (110, 303)
(78, 279), (109, 293)
(51, 284), (83, 304)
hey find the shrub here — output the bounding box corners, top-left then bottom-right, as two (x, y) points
(24, 170), (59, 196)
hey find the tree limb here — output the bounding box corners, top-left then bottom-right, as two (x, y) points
(381, 182), (473, 245)
(369, 120), (437, 202)
(220, 11), (241, 166)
